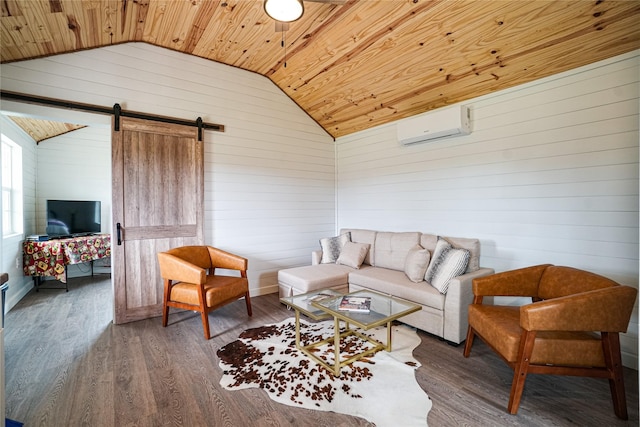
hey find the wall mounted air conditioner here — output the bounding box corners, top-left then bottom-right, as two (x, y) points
(397, 105), (471, 145)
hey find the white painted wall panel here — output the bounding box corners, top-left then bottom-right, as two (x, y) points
(335, 51), (639, 367)
(0, 115), (37, 312)
(0, 43), (336, 297)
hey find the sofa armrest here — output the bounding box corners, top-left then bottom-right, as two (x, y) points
(312, 250), (322, 265)
(443, 267), (495, 343)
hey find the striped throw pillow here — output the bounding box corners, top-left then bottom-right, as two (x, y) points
(425, 237), (470, 294)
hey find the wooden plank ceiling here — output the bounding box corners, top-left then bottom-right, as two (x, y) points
(2, 0), (640, 139)
(7, 116), (85, 143)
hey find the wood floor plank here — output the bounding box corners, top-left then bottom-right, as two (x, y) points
(4, 276), (638, 426)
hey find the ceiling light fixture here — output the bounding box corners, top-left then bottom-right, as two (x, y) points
(264, 0), (304, 23)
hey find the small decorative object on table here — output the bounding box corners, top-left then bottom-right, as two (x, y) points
(338, 296), (371, 313)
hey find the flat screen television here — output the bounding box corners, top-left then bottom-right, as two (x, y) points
(46, 200), (101, 237)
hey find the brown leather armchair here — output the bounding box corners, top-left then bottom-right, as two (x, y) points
(463, 264), (637, 419)
(157, 246), (252, 339)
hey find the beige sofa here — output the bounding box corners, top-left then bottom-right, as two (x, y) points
(278, 229), (494, 344)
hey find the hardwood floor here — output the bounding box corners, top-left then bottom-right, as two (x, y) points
(4, 276), (638, 426)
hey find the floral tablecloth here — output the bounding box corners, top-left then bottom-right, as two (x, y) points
(23, 234), (111, 283)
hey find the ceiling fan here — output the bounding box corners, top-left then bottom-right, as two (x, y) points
(264, 0), (346, 32)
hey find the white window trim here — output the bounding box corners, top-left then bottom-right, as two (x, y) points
(2, 133), (24, 238)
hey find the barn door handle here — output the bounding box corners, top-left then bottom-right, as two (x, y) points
(116, 223), (122, 245)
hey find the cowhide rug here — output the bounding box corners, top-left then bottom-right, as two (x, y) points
(217, 318), (432, 426)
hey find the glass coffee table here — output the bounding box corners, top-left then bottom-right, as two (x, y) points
(280, 289), (420, 376)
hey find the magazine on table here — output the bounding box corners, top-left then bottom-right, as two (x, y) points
(338, 296), (372, 313)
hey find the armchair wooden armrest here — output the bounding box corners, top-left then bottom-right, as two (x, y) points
(520, 285), (637, 332)
(471, 264), (551, 301)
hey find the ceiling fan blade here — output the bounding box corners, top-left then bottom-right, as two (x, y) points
(306, 0), (346, 3)
(275, 21), (290, 32)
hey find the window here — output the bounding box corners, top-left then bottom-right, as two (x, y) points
(2, 134), (23, 237)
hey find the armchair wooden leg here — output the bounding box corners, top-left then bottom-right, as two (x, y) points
(245, 291), (253, 317)
(162, 279), (171, 327)
(602, 332), (628, 420)
(508, 330), (536, 414)
(162, 304), (169, 327)
(201, 310), (211, 340)
(463, 326), (475, 357)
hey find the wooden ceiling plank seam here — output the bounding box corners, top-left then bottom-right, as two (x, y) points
(140, 0), (167, 44)
(133, 0), (150, 41)
(183, 0), (219, 54)
(160, 0), (205, 50)
(2, 0), (24, 18)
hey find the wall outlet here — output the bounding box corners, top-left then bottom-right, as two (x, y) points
(15, 257), (19, 269)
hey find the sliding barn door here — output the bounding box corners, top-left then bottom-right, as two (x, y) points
(112, 117), (204, 324)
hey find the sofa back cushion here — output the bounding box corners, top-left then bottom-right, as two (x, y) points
(421, 234), (480, 273)
(537, 266), (618, 300)
(374, 232), (421, 271)
(340, 229), (377, 265)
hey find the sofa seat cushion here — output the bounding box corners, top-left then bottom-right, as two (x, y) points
(278, 263), (354, 293)
(348, 267), (445, 310)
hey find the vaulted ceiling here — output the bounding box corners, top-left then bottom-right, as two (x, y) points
(2, 0), (639, 139)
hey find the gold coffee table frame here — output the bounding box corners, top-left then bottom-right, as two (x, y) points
(281, 289), (421, 376)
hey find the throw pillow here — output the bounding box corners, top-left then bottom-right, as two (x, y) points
(425, 237), (470, 294)
(336, 242), (371, 269)
(424, 237), (452, 283)
(404, 244), (431, 283)
(319, 232), (351, 264)
(429, 248), (470, 294)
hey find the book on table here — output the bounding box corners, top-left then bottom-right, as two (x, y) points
(338, 296), (372, 313)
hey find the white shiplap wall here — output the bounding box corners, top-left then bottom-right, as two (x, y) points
(0, 42), (336, 297)
(35, 126), (112, 234)
(336, 50), (639, 367)
(0, 115), (37, 312)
